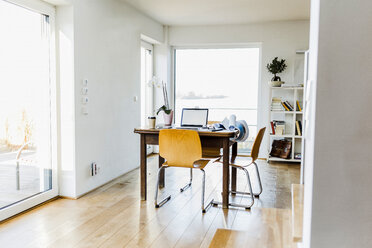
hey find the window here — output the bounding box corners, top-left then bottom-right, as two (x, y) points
(174, 48), (260, 153)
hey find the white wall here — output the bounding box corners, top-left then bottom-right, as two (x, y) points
(56, 0), (164, 197)
(56, 5), (76, 197)
(154, 26), (172, 126)
(304, 0), (372, 247)
(168, 21), (309, 157)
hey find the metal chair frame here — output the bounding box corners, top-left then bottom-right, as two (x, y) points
(213, 127), (266, 210)
(180, 168), (193, 192)
(229, 161), (263, 197)
(155, 166), (214, 213)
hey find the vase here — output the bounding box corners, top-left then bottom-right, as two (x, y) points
(163, 110), (173, 126)
(269, 81), (284, 87)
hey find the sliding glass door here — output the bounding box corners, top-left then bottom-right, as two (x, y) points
(0, 0), (57, 220)
(174, 48), (260, 153)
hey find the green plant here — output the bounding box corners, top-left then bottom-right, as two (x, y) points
(156, 81), (172, 115)
(266, 57), (287, 81)
(156, 105), (171, 115)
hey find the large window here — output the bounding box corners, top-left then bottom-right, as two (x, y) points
(174, 48), (260, 153)
(0, 0), (56, 219)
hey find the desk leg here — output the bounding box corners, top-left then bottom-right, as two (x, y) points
(231, 142), (238, 193)
(222, 138), (230, 208)
(158, 155), (165, 188)
(140, 134), (147, 201)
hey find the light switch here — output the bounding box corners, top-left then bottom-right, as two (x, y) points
(82, 96), (89, 104)
(83, 79), (88, 86)
(82, 87), (88, 95)
(133, 96), (138, 102)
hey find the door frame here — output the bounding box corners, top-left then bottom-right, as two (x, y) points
(0, 0), (58, 222)
(141, 40), (154, 155)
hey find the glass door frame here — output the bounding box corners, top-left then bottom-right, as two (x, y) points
(0, 0), (58, 221)
(171, 44), (263, 154)
(141, 41), (154, 154)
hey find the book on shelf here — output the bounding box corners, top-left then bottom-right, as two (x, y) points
(295, 120), (302, 136)
(296, 100), (302, 111)
(281, 102), (290, 111)
(275, 126), (284, 135)
(280, 101), (294, 111)
(270, 121), (275, 135)
(271, 97), (283, 111)
(272, 120), (285, 135)
(285, 101), (294, 111)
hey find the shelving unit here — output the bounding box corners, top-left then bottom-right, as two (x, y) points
(268, 86), (304, 163)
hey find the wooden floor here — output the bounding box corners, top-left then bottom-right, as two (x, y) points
(0, 155), (299, 248)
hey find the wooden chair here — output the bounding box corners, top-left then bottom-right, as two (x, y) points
(156, 129), (214, 213)
(229, 127), (266, 209)
(214, 127), (266, 209)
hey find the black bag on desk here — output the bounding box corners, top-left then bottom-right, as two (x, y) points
(270, 139), (292, 159)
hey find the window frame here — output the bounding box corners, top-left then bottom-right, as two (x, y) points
(0, 0), (58, 221)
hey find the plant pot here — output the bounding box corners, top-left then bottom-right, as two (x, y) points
(163, 110), (173, 126)
(269, 81), (284, 87)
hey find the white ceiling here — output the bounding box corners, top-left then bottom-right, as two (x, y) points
(122, 0), (310, 26)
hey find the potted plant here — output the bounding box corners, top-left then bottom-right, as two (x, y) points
(267, 57), (287, 87)
(156, 81), (173, 126)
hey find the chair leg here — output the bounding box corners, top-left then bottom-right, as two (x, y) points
(229, 163), (263, 197)
(228, 167), (254, 209)
(180, 168), (193, 192)
(201, 169), (213, 213)
(252, 162), (263, 196)
(155, 166), (171, 208)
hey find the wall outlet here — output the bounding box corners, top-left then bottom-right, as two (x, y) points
(91, 162), (98, 176)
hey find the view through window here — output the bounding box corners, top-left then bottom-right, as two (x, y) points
(0, 0), (53, 209)
(174, 48), (260, 153)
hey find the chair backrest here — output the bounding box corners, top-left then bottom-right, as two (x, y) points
(159, 129), (202, 167)
(250, 127), (266, 162)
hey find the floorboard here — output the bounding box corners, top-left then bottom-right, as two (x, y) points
(0, 155), (299, 248)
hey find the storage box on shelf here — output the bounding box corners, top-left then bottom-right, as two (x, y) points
(268, 86), (304, 162)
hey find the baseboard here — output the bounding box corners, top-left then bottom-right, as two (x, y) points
(73, 166), (140, 200)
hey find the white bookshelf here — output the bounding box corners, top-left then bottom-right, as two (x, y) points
(268, 86), (304, 163)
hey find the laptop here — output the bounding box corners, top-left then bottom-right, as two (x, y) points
(180, 108), (209, 129)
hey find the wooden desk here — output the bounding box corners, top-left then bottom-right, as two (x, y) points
(134, 127), (238, 209)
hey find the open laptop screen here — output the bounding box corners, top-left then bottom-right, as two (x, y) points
(181, 108), (208, 127)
